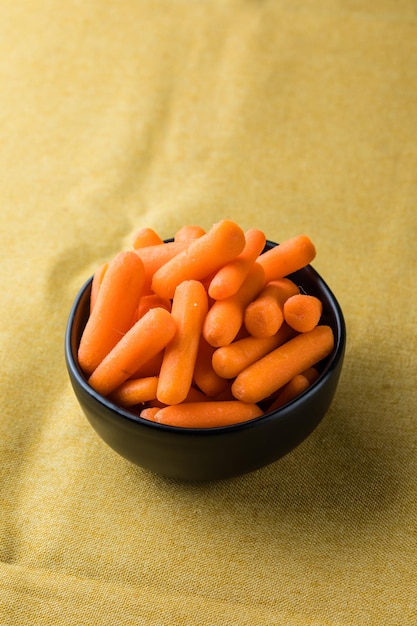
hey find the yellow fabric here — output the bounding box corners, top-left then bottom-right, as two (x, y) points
(1, 0), (416, 623)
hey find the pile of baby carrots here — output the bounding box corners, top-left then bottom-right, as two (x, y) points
(77, 220), (334, 428)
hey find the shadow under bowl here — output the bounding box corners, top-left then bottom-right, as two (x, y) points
(65, 240), (346, 482)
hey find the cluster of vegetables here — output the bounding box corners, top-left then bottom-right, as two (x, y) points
(78, 220), (334, 428)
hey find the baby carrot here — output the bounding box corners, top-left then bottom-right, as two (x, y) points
(110, 376), (159, 407)
(146, 385), (208, 407)
(87, 307), (177, 396)
(90, 262), (108, 313)
(212, 323), (294, 379)
(78, 251), (145, 376)
(203, 262), (265, 348)
(183, 386), (210, 403)
(157, 280), (208, 405)
(152, 401), (263, 428)
(302, 367), (320, 383)
(208, 228), (266, 300)
(212, 385), (235, 402)
(231, 325), (334, 404)
(257, 234), (316, 283)
(129, 351), (164, 378)
(135, 293), (171, 321)
(269, 366), (319, 408)
(132, 227), (163, 249)
(140, 407), (160, 422)
(283, 293), (323, 332)
(145, 398), (167, 409)
(134, 240), (189, 292)
(267, 373), (312, 411)
(174, 224), (206, 241)
(244, 278), (299, 338)
(151, 220), (246, 299)
(193, 337), (230, 397)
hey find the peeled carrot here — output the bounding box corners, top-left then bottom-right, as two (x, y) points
(135, 293), (171, 321)
(78, 251), (145, 376)
(147, 385), (207, 408)
(129, 351), (164, 378)
(231, 325), (334, 404)
(208, 228), (266, 300)
(267, 373), (312, 411)
(244, 278), (299, 338)
(268, 365), (319, 409)
(134, 240), (189, 292)
(174, 224), (206, 241)
(203, 262), (265, 348)
(183, 386), (210, 403)
(152, 220), (246, 299)
(78, 221), (330, 427)
(302, 367), (320, 383)
(145, 399), (167, 409)
(87, 308), (177, 396)
(152, 401), (263, 428)
(157, 280), (208, 405)
(212, 385), (235, 401)
(90, 262), (108, 313)
(132, 227), (163, 249)
(110, 376), (159, 407)
(212, 323), (294, 379)
(283, 293), (323, 332)
(140, 407), (160, 422)
(193, 337), (230, 397)
(257, 234), (316, 283)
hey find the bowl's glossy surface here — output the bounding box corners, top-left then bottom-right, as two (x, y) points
(65, 240), (346, 482)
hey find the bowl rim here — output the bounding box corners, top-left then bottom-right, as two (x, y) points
(65, 240), (346, 437)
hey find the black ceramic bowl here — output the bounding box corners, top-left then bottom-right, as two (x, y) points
(65, 240), (346, 482)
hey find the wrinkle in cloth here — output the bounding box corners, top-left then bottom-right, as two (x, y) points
(0, 1), (416, 624)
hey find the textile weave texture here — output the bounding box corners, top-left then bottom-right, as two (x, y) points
(1, 1), (416, 624)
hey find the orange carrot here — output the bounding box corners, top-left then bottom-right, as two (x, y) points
(266, 373), (312, 411)
(174, 224), (206, 241)
(157, 280), (208, 405)
(134, 240), (189, 292)
(302, 367), (320, 383)
(90, 262), (108, 313)
(231, 325), (334, 404)
(200, 270), (218, 294)
(146, 385), (207, 407)
(140, 407), (160, 422)
(132, 227), (163, 249)
(212, 323), (294, 379)
(208, 228), (266, 300)
(283, 293), (323, 332)
(78, 251), (145, 376)
(110, 376), (159, 407)
(183, 386), (210, 403)
(193, 337), (230, 397)
(151, 220), (246, 299)
(257, 234), (316, 283)
(145, 398), (167, 409)
(212, 385), (235, 402)
(267, 366), (320, 408)
(129, 351), (164, 378)
(135, 293), (171, 321)
(244, 278), (299, 338)
(152, 401), (263, 428)
(203, 262), (265, 347)
(79, 222), (328, 429)
(87, 308), (177, 396)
